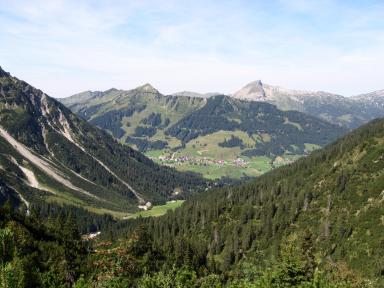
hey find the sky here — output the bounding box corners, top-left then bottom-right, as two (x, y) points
(0, 0), (383, 98)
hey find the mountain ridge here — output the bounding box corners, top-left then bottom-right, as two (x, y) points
(0, 67), (207, 216)
(62, 79), (384, 130)
(233, 80), (384, 128)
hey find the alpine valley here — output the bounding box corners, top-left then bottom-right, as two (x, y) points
(60, 84), (348, 180)
(1, 66), (384, 287)
(2, 0), (384, 286)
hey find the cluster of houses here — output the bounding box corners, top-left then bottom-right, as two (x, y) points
(233, 157), (248, 167)
(154, 154), (249, 168)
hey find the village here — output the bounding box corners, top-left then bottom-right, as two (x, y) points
(153, 154), (249, 168)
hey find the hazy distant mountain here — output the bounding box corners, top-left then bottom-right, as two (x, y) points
(61, 86), (345, 180)
(351, 89), (384, 109)
(233, 80), (384, 129)
(0, 67), (206, 215)
(171, 91), (221, 98)
(62, 88), (119, 110)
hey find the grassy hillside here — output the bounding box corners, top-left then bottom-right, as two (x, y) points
(61, 89), (346, 180)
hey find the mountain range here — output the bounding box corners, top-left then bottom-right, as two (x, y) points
(60, 85), (346, 180)
(147, 80), (384, 130)
(232, 80), (384, 129)
(0, 67), (207, 218)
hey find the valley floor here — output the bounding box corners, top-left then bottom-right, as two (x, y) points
(146, 149), (301, 179)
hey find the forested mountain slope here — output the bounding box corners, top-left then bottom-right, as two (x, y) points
(116, 117), (384, 286)
(61, 88), (346, 180)
(166, 95), (344, 156)
(0, 67), (207, 217)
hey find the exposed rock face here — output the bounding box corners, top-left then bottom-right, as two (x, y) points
(232, 80), (266, 101)
(233, 80), (330, 103)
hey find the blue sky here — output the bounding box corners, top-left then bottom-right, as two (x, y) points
(0, 0), (383, 97)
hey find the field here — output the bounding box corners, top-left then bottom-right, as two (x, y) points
(145, 148), (302, 180)
(126, 200), (185, 219)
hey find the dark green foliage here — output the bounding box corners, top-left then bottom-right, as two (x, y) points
(163, 118), (170, 127)
(242, 147), (275, 157)
(77, 104), (103, 120)
(32, 201), (117, 234)
(89, 106), (146, 138)
(140, 113), (162, 127)
(0, 205), (367, 287)
(218, 135), (244, 148)
(0, 204), (89, 287)
(126, 136), (168, 152)
(133, 126), (157, 138)
(85, 226), (370, 287)
(0, 180), (21, 209)
(137, 267), (197, 287)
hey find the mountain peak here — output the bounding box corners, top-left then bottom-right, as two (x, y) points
(103, 88), (119, 94)
(233, 80), (324, 103)
(245, 80), (263, 87)
(135, 83), (159, 94)
(233, 80), (266, 101)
